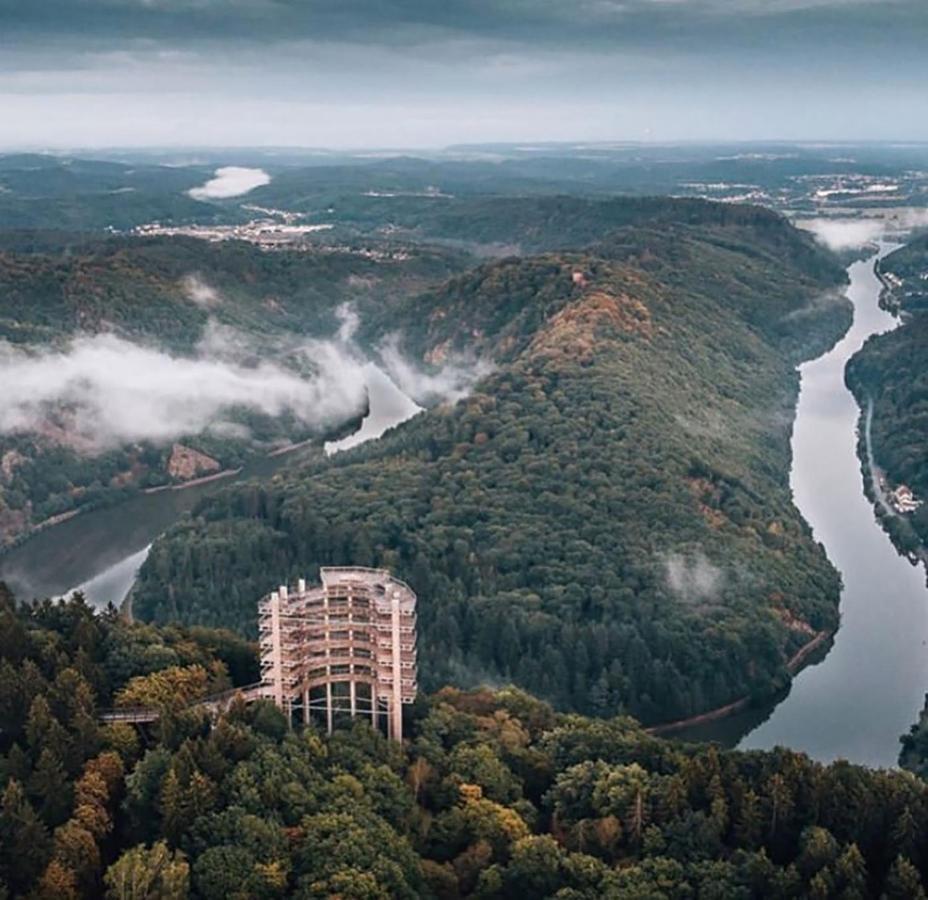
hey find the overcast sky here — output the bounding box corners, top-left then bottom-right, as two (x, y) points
(1, 0), (926, 148)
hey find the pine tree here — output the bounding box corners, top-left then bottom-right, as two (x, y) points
(766, 773), (794, 843)
(882, 855), (926, 900)
(24, 696), (69, 767)
(159, 770), (186, 846)
(734, 788), (763, 849)
(0, 779), (51, 894)
(185, 771), (218, 821)
(834, 843), (867, 900)
(29, 748), (72, 826)
(889, 805), (919, 864)
(707, 773), (729, 835)
(4, 742), (32, 784)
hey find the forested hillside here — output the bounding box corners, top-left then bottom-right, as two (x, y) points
(381, 195), (851, 258)
(133, 204), (851, 726)
(0, 233), (463, 349)
(0, 235), (465, 546)
(847, 312), (928, 556)
(846, 239), (928, 558)
(2, 589), (928, 900)
(0, 155), (221, 231)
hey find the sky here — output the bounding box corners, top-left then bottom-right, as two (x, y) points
(1, 0), (926, 148)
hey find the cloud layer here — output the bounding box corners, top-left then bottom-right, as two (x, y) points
(378, 334), (494, 405)
(798, 218), (885, 251)
(0, 0), (925, 146)
(1, 0), (915, 47)
(0, 298), (491, 453)
(0, 331), (369, 449)
(180, 273), (221, 307)
(798, 210), (928, 251)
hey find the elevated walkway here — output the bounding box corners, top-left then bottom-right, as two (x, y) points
(97, 681), (266, 725)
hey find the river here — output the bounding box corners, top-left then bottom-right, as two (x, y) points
(677, 245), (928, 767)
(0, 366), (421, 611)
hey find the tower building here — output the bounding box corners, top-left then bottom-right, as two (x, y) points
(257, 567), (417, 741)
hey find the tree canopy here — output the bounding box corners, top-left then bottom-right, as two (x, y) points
(2, 591), (928, 898)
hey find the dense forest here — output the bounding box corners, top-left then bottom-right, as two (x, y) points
(0, 234), (465, 545)
(133, 203), (851, 727)
(3, 588), (928, 899)
(0, 233), (464, 350)
(845, 240), (928, 557)
(846, 310), (928, 556)
(0, 155), (225, 231)
(1, 199), (805, 546)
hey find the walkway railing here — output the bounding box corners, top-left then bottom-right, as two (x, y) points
(97, 681), (267, 725)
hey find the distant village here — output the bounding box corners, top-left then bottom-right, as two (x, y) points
(130, 214), (414, 262)
(879, 268), (928, 313)
(132, 217), (335, 248)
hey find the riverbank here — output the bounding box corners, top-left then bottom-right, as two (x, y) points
(852, 393), (928, 573)
(0, 367), (414, 609)
(143, 467), (243, 494)
(648, 627), (834, 736)
(665, 244), (928, 766)
(0, 426), (334, 557)
(0, 507), (83, 559)
(845, 256), (928, 575)
(0, 400), (365, 556)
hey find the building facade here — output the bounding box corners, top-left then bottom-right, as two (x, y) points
(257, 567), (417, 741)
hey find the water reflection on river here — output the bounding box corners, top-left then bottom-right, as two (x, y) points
(0, 367), (420, 611)
(676, 246), (928, 767)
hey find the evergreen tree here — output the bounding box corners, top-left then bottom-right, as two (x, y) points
(0, 778), (51, 893)
(29, 748), (72, 826)
(882, 855), (927, 900)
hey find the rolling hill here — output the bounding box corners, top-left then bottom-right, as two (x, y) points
(131, 199), (851, 726)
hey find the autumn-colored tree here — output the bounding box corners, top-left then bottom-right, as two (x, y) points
(456, 783), (530, 857)
(797, 826), (840, 880)
(115, 665), (212, 711)
(104, 841), (190, 900)
(101, 722), (142, 766)
(51, 820), (100, 892)
(33, 859), (80, 900)
(591, 762), (652, 846)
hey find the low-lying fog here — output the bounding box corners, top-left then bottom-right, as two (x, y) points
(0, 295), (489, 452)
(798, 209), (928, 251)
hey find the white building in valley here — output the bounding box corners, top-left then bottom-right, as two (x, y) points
(890, 484), (923, 515)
